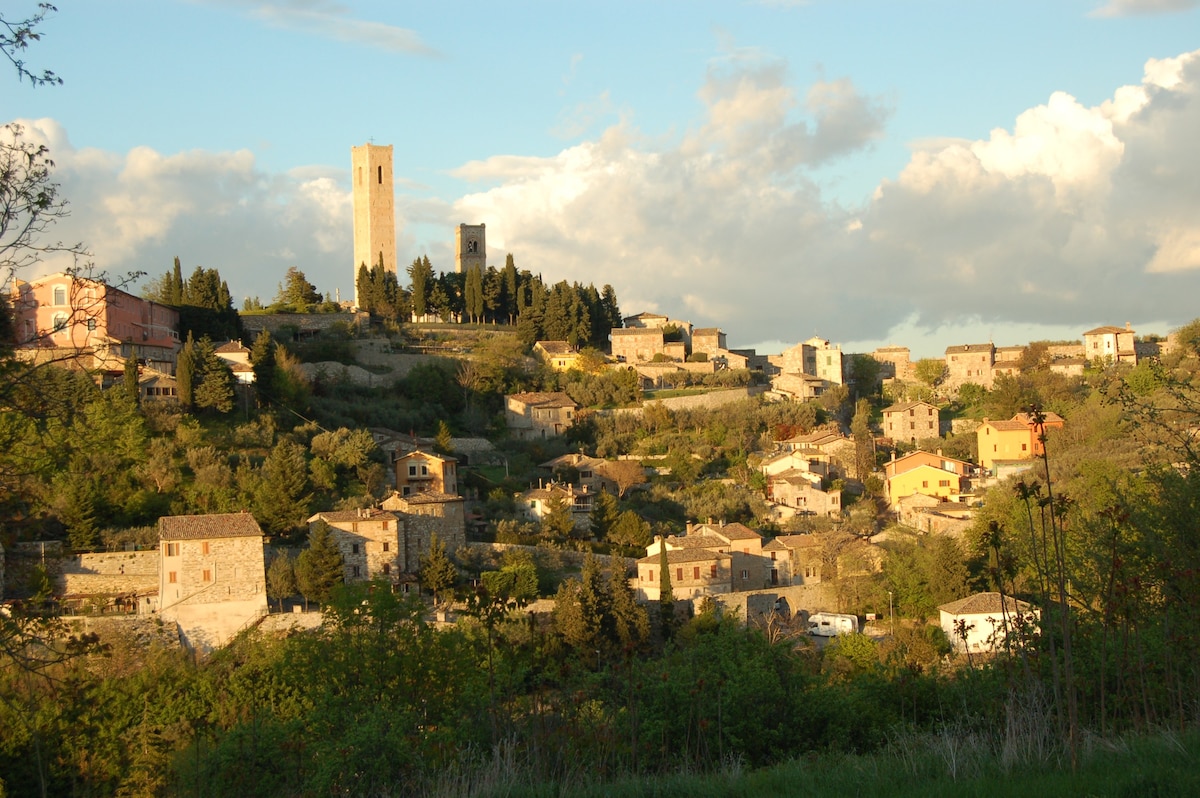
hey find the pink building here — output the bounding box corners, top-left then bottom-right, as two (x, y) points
(10, 273), (180, 372)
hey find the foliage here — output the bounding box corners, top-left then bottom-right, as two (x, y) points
(420, 532), (458, 604)
(295, 521), (343, 605)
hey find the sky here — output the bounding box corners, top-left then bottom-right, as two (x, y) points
(5, 0), (1200, 358)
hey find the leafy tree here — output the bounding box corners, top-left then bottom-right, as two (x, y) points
(608, 509), (652, 550)
(295, 521), (343, 606)
(434, 419), (453, 454)
(539, 493), (577, 542)
(420, 532), (458, 605)
(914, 358), (947, 389)
(851, 397), (874, 480)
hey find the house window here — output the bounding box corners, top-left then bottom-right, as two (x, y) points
(740, 569), (748, 580)
(202, 541), (210, 555)
(1021, 444), (1028, 451)
(86, 318), (97, 331)
(939, 480), (950, 487)
(770, 551), (777, 561)
(165, 542), (179, 557)
(377, 165), (382, 184)
(409, 465), (418, 476)
(352, 565), (361, 577)
(52, 312), (68, 331)
(922, 481), (929, 488)
(202, 569), (212, 582)
(710, 564), (717, 578)
(352, 543), (360, 555)
(383, 541), (390, 552)
(676, 568), (683, 582)
(420, 465), (429, 476)
(648, 569), (654, 582)
(53, 286), (66, 305)
(382, 521), (389, 531)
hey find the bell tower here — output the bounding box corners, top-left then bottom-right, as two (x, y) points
(455, 223), (486, 274)
(351, 143), (396, 305)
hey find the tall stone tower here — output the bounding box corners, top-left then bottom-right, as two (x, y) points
(351, 143), (396, 306)
(454, 223), (486, 274)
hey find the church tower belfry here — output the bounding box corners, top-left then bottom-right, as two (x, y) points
(351, 143), (396, 306)
(455, 223), (486, 274)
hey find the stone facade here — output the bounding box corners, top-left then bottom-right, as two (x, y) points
(1083, 324), (1138, 365)
(309, 509), (402, 582)
(381, 491), (468, 571)
(352, 143), (397, 301)
(455, 223), (486, 274)
(158, 513), (268, 651)
(505, 392), (577, 439)
(943, 343), (995, 390)
(872, 346), (914, 382)
(58, 551), (159, 613)
(882, 401), (940, 443)
(394, 450), (458, 496)
(610, 327), (665, 363)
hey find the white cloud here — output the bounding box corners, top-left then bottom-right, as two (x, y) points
(200, 1), (437, 55)
(1091, 0), (1200, 17)
(11, 118), (352, 303)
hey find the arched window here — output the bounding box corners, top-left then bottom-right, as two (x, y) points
(53, 286), (66, 305)
(52, 312), (69, 332)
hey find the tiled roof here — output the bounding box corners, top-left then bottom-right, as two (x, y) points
(883, 401), (936, 414)
(939, 592), (1034, 616)
(398, 490), (463, 505)
(1083, 326), (1129, 336)
(667, 534), (727, 549)
(762, 538), (788, 551)
(695, 522), (760, 541)
(214, 341), (250, 353)
(159, 512), (263, 540)
(535, 340), (574, 354)
(309, 509), (399, 524)
(638, 549), (730, 565)
(944, 343), (995, 355)
(507, 391), (577, 408)
(774, 534), (821, 549)
(982, 419), (1031, 431)
(692, 327), (722, 335)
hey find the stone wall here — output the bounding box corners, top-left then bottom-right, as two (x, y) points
(57, 551), (158, 597)
(239, 312), (367, 340)
(707, 582), (839, 620)
(655, 386), (767, 411)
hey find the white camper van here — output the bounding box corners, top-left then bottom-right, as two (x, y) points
(808, 612), (859, 637)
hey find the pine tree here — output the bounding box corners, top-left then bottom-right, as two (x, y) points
(295, 521), (344, 606)
(176, 332), (195, 409)
(589, 490), (621, 541)
(123, 348), (139, 405)
(434, 420), (453, 454)
(255, 439), (311, 535)
(421, 533), (458, 605)
(250, 330), (276, 403)
(659, 543), (676, 638)
(192, 335), (234, 413)
(502, 255), (519, 323)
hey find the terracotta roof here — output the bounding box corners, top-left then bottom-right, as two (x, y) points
(507, 391), (577, 408)
(883, 401), (936, 414)
(762, 538), (788, 551)
(1083, 326), (1129, 336)
(939, 592), (1035, 616)
(610, 328), (661, 336)
(638, 549), (730, 565)
(774, 534), (821, 549)
(397, 490), (463, 505)
(981, 419), (1031, 432)
(214, 341), (250, 353)
(535, 340), (574, 355)
(666, 534), (727, 550)
(159, 512), (263, 540)
(944, 343), (995, 355)
(395, 449), (457, 464)
(309, 509), (399, 524)
(696, 522), (761, 541)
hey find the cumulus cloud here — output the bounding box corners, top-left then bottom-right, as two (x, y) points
(12, 118), (352, 304)
(451, 48), (1200, 348)
(1091, 0), (1200, 17)
(201, 0), (437, 55)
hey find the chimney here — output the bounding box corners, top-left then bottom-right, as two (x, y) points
(1125, 321), (1132, 331)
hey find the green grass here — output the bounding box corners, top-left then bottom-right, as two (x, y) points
(448, 729), (1200, 798)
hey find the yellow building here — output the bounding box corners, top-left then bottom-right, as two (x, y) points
(533, 341), (580, 371)
(976, 418), (1036, 470)
(887, 464), (965, 509)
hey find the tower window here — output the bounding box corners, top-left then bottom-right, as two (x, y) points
(378, 165), (382, 184)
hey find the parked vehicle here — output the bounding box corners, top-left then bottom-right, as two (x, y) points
(808, 612), (859, 637)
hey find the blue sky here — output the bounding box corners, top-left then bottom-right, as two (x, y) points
(6, 0), (1200, 357)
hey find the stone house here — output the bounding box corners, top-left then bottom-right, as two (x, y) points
(770, 372), (831, 400)
(872, 346), (915, 382)
(939, 592), (1039, 653)
(610, 327), (665, 363)
(158, 513), (268, 650)
(882, 401), (940, 443)
(768, 474), (841, 517)
(517, 482), (593, 532)
(772, 534), (826, 585)
(308, 509), (401, 581)
(539, 453), (619, 495)
(993, 345), (1024, 378)
(380, 491), (467, 570)
(394, 450), (458, 496)
(943, 343), (995, 391)
(622, 311), (670, 329)
(138, 368), (179, 402)
(773, 336), (844, 385)
(636, 547), (732, 602)
(1083, 324), (1138, 365)
(759, 449), (833, 482)
(533, 340), (580, 371)
(10, 273), (181, 374)
(645, 521), (768, 593)
(505, 392), (577, 439)
(691, 327), (726, 355)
